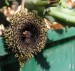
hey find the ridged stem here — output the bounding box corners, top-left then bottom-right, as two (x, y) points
(60, 0), (68, 8)
(35, 1), (50, 6)
(34, 0), (59, 6)
(50, 7), (75, 16)
(48, 7), (75, 25)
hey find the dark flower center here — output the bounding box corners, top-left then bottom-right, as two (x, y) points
(20, 23), (39, 47)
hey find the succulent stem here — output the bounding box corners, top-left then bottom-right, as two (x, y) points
(48, 7), (75, 25)
(35, 1), (50, 6)
(34, 0), (59, 6)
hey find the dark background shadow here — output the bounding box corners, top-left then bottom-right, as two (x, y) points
(34, 51), (50, 71)
(0, 54), (20, 71)
(0, 12), (10, 27)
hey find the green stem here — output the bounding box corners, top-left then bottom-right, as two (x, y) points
(34, 1), (50, 6)
(60, 0), (69, 8)
(45, 15), (55, 23)
(48, 8), (75, 25)
(60, 0), (72, 8)
(50, 7), (75, 16)
(34, 0), (60, 6)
